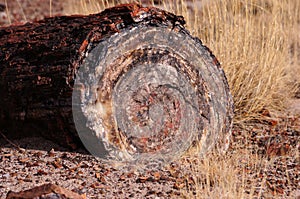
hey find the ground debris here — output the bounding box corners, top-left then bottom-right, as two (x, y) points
(6, 183), (85, 199)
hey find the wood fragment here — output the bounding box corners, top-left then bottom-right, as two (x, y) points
(6, 183), (85, 199)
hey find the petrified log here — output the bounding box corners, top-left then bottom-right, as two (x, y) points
(0, 4), (233, 166)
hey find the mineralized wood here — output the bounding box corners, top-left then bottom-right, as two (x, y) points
(0, 4), (233, 165)
(0, 4), (185, 148)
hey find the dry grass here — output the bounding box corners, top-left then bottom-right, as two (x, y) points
(182, 118), (300, 198)
(63, 0), (116, 15)
(192, 0), (300, 123)
(180, 152), (249, 198)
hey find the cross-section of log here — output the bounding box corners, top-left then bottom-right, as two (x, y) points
(0, 4), (233, 166)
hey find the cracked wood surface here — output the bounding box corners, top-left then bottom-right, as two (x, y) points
(0, 4), (233, 166)
(0, 4), (187, 148)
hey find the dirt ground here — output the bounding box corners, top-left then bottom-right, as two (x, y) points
(0, 101), (299, 198)
(0, 1), (299, 198)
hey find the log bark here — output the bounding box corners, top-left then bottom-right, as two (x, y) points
(0, 4), (233, 167)
(0, 4), (174, 148)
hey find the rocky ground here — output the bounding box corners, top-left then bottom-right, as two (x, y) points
(0, 1), (299, 198)
(0, 137), (185, 198)
(0, 102), (299, 198)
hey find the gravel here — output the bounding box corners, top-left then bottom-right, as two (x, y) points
(0, 137), (184, 198)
